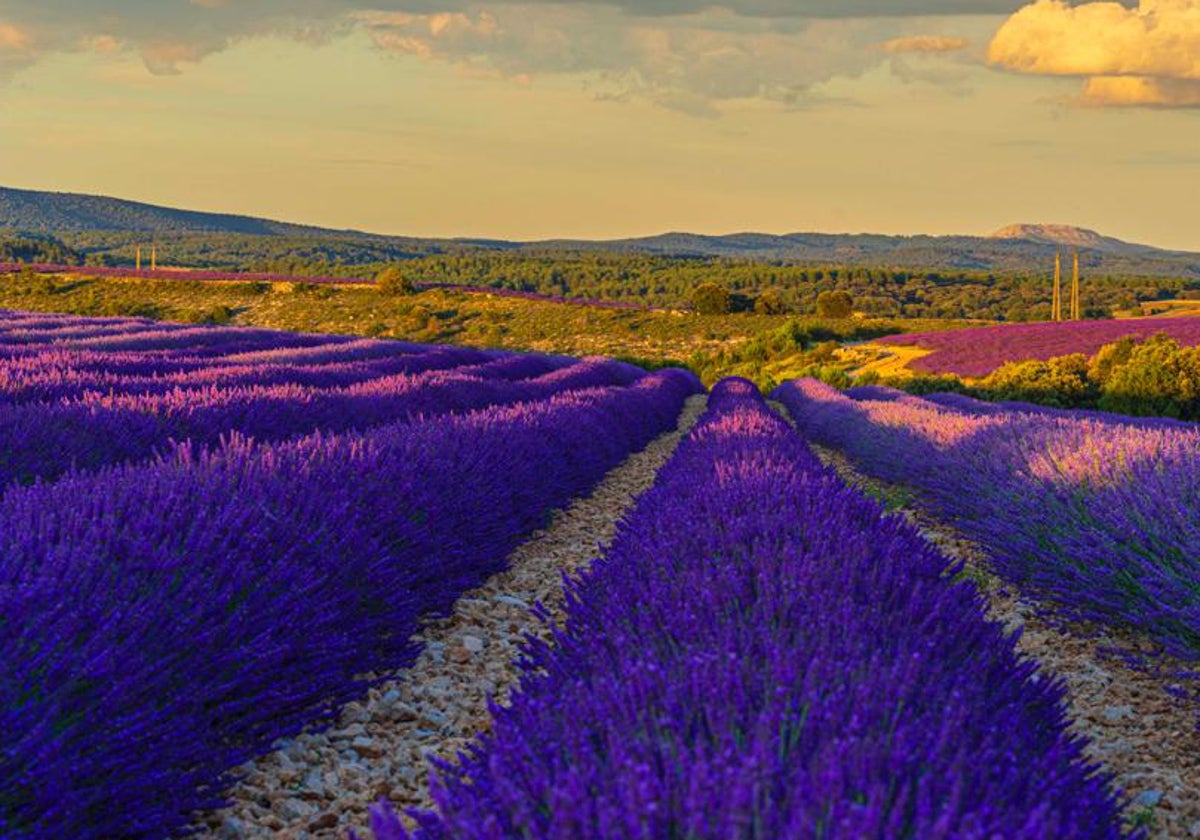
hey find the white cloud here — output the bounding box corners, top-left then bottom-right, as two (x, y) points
(988, 0), (1200, 106)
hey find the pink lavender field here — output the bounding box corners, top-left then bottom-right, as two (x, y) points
(878, 317), (1200, 377)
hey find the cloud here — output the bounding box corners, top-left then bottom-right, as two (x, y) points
(354, 6), (905, 113)
(0, 1), (1000, 112)
(880, 34), (970, 52)
(0, 0), (1025, 79)
(988, 0), (1200, 107)
(0, 22), (31, 50)
(1080, 75), (1200, 107)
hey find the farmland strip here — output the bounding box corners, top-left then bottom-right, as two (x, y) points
(372, 379), (1124, 840)
(0, 355), (650, 487)
(0, 369), (701, 839)
(775, 379), (1200, 662)
(196, 394), (708, 839)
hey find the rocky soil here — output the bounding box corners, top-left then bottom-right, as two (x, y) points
(811, 442), (1200, 840)
(195, 393), (1198, 839)
(195, 394), (708, 840)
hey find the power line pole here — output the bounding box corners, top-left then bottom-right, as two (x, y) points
(1071, 250), (1081, 320)
(1052, 250), (1062, 322)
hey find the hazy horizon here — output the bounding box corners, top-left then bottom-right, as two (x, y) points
(2, 1), (1199, 249)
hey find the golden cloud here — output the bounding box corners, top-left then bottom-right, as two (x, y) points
(1080, 75), (1200, 106)
(989, 0), (1200, 106)
(0, 21), (32, 51)
(879, 35), (969, 53)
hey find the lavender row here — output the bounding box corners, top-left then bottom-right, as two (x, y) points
(0, 338), (438, 382)
(0, 315), (348, 356)
(374, 378), (1123, 840)
(0, 368), (701, 840)
(0, 355), (647, 487)
(917, 389), (1199, 432)
(776, 378), (1200, 661)
(0, 344), (498, 405)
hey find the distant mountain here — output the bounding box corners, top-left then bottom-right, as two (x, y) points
(0, 186), (383, 239)
(4, 186), (1200, 279)
(988, 224), (1157, 256)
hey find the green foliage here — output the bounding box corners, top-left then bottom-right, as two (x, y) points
(894, 374), (969, 396)
(5, 267), (59, 295)
(895, 332), (1200, 420)
(692, 283), (732, 316)
(0, 233), (81, 265)
(376, 265), (415, 296)
(290, 282), (337, 299)
(1098, 334), (1200, 418)
(979, 354), (1093, 407)
(0, 270), (960, 397)
(180, 305), (236, 325)
(16, 225), (1195, 321)
(816, 290), (854, 319)
(228, 281), (271, 296)
(754, 288), (789, 315)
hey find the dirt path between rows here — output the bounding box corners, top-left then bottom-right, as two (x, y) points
(196, 394), (708, 840)
(809, 441), (1200, 840)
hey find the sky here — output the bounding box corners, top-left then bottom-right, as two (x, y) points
(0, 0), (1199, 248)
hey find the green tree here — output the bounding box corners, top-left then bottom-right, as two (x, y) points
(692, 282), (732, 316)
(376, 265), (415, 296)
(816, 290), (854, 319)
(754, 288), (789, 315)
(980, 354), (1093, 407)
(1098, 334), (1200, 418)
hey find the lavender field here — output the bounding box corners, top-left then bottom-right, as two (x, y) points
(2, 309), (1195, 839)
(0, 308), (700, 837)
(878, 317), (1200, 377)
(775, 380), (1200, 662)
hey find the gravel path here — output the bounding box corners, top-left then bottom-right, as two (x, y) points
(809, 441), (1200, 840)
(196, 394), (708, 840)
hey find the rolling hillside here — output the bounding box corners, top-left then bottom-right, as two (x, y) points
(4, 185), (1200, 278)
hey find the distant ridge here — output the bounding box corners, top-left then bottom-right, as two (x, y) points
(4, 186), (1200, 278)
(988, 224), (1156, 256)
(0, 186), (377, 238)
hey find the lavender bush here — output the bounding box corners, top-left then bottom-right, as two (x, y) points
(776, 378), (1200, 660)
(367, 378), (1124, 840)
(0, 362), (700, 838)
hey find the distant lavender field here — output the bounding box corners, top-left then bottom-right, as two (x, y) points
(879, 317), (1200, 377)
(0, 263), (650, 310)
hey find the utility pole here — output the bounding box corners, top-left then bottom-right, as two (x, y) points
(1071, 250), (1081, 320)
(136, 246), (142, 272)
(1052, 250), (1062, 322)
(151, 246), (157, 271)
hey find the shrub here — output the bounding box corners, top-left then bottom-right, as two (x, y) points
(1098, 334), (1200, 418)
(691, 282), (731, 316)
(816, 290), (854, 319)
(754, 288), (789, 315)
(376, 265), (415, 296)
(979, 354), (1093, 407)
(181, 306), (236, 326)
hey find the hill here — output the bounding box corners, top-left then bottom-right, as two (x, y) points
(0, 186), (376, 238)
(4, 185), (1200, 279)
(987, 224), (1157, 256)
